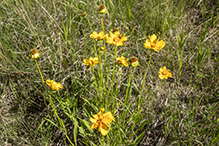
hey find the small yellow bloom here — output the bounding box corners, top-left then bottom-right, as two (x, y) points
(99, 5), (108, 14)
(117, 56), (129, 67)
(82, 12), (86, 16)
(90, 108), (115, 136)
(144, 34), (165, 52)
(159, 66), (172, 79)
(83, 57), (99, 67)
(106, 33), (127, 46)
(129, 57), (139, 67)
(46, 79), (63, 91)
(30, 49), (40, 60)
(90, 31), (107, 40)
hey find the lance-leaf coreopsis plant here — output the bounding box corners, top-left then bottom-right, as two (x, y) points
(28, 4), (172, 145)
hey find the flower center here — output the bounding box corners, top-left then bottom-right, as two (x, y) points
(162, 71), (168, 75)
(150, 43), (156, 48)
(113, 37), (120, 42)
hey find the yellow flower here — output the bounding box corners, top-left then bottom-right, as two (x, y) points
(159, 66), (172, 79)
(144, 34), (165, 52)
(117, 56), (129, 67)
(46, 79), (63, 91)
(83, 57), (99, 67)
(30, 49), (40, 60)
(129, 57), (139, 67)
(90, 108), (115, 136)
(99, 5), (108, 14)
(90, 31), (107, 40)
(106, 33), (127, 46)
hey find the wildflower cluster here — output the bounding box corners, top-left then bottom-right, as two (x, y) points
(81, 5), (172, 137)
(30, 4), (173, 145)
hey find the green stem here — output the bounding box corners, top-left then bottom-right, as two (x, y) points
(48, 94), (74, 146)
(93, 40), (97, 56)
(113, 67), (121, 108)
(35, 59), (48, 106)
(101, 16), (107, 91)
(83, 30), (87, 58)
(141, 79), (163, 116)
(112, 45), (118, 88)
(85, 16), (93, 32)
(35, 59), (45, 84)
(108, 45), (117, 110)
(103, 42), (107, 89)
(138, 50), (154, 110)
(102, 17), (105, 33)
(98, 45), (103, 106)
(85, 15), (96, 55)
(92, 67), (100, 103)
(122, 67), (133, 120)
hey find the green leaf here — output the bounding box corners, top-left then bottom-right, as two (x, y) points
(122, 49), (132, 57)
(45, 118), (64, 132)
(74, 120), (78, 146)
(81, 119), (93, 133)
(128, 131), (145, 146)
(211, 132), (219, 145)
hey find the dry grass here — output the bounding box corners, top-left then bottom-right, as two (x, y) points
(0, 0), (218, 145)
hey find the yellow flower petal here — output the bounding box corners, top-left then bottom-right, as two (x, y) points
(99, 108), (104, 115)
(90, 31), (98, 39)
(99, 123), (108, 136)
(46, 79), (53, 86)
(154, 40), (165, 52)
(92, 114), (99, 120)
(90, 31), (106, 40)
(102, 112), (115, 124)
(90, 117), (97, 123)
(90, 123), (98, 129)
(83, 59), (91, 65)
(144, 39), (152, 49)
(150, 34), (157, 42)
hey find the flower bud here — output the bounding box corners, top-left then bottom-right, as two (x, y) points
(99, 5), (108, 14)
(112, 28), (120, 35)
(30, 49), (40, 60)
(129, 57), (139, 67)
(100, 47), (105, 51)
(82, 12), (86, 16)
